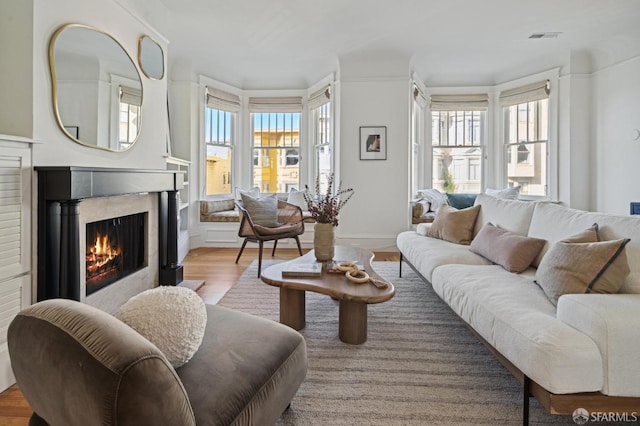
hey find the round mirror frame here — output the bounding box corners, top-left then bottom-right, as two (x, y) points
(138, 35), (165, 80)
(48, 23), (143, 152)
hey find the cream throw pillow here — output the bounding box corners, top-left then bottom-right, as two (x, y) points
(427, 204), (481, 245)
(470, 223), (545, 273)
(535, 231), (631, 306)
(117, 287), (207, 368)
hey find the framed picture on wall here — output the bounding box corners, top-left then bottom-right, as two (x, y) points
(359, 126), (387, 160)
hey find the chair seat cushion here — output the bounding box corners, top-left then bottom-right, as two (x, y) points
(176, 305), (307, 426)
(254, 222), (302, 236)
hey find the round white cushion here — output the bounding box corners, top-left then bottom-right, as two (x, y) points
(116, 286), (207, 368)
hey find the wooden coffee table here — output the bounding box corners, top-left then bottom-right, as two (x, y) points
(260, 246), (395, 344)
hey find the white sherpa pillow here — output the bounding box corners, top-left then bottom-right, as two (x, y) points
(116, 286), (207, 368)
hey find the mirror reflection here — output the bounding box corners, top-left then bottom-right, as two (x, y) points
(49, 24), (143, 151)
(139, 35), (164, 80)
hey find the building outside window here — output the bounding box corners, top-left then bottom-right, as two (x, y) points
(501, 80), (550, 197)
(430, 94), (488, 193)
(204, 87), (240, 196)
(309, 85), (332, 193)
(249, 96), (303, 193)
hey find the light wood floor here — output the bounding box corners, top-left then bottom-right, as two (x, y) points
(0, 247), (399, 424)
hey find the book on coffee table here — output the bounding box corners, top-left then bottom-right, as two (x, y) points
(281, 262), (322, 277)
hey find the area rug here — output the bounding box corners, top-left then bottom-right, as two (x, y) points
(219, 261), (575, 425)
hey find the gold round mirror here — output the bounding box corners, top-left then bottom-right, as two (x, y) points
(49, 24), (143, 151)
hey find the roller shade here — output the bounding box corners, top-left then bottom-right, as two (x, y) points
(499, 80), (550, 107)
(119, 86), (142, 106)
(248, 96), (303, 113)
(413, 84), (427, 108)
(430, 94), (488, 111)
(308, 85), (331, 110)
(206, 87), (241, 112)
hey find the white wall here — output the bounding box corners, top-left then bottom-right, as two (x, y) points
(0, 1), (33, 138)
(338, 78), (410, 250)
(29, 0), (169, 169)
(594, 55), (640, 215)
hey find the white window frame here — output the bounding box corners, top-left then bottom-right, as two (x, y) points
(410, 77), (428, 199)
(198, 78), (243, 200)
(496, 69), (559, 200)
(308, 81), (334, 193)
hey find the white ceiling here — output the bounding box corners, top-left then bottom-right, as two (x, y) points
(125, 0), (640, 89)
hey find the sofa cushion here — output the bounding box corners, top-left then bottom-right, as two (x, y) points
(558, 294), (640, 396)
(535, 238), (631, 305)
(397, 230), (492, 282)
(470, 223), (545, 273)
(431, 264), (603, 394)
(427, 204), (480, 245)
(445, 192), (477, 210)
(528, 202), (640, 294)
(485, 185), (520, 199)
(241, 192), (279, 227)
(177, 305), (307, 426)
(287, 188), (307, 210)
(116, 286), (207, 368)
(472, 193), (536, 238)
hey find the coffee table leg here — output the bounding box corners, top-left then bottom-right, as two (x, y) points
(339, 300), (367, 344)
(280, 287), (305, 330)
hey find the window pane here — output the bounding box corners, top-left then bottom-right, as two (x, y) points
(432, 147), (482, 193)
(252, 112), (301, 192)
(505, 98), (548, 197)
(119, 103), (140, 148)
(506, 141), (546, 196)
(431, 110), (484, 193)
(205, 145), (232, 195)
(204, 107), (234, 195)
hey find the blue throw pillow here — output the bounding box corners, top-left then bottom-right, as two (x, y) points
(446, 193), (478, 210)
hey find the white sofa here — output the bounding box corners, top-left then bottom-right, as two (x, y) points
(396, 194), (640, 416)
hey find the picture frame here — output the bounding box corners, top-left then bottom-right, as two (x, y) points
(359, 126), (387, 160)
(64, 126), (79, 139)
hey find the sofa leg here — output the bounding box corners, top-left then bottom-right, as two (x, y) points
(523, 375), (530, 426)
(399, 252), (403, 278)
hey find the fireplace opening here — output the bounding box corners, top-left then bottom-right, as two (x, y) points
(86, 212), (147, 295)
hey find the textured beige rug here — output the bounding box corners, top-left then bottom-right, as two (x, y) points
(219, 261), (574, 425)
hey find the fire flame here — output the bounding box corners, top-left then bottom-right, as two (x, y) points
(87, 233), (121, 275)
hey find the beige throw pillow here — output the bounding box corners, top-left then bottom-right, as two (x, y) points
(427, 204), (481, 245)
(535, 235), (631, 306)
(470, 223), (545, 273)
(241, 192), (279, 227)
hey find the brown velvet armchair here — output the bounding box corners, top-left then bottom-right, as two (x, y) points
(8, 298), (307, 425)
(235, 200), (305, 276)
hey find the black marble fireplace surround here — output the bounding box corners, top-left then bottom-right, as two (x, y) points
(36, 167), (184, 302)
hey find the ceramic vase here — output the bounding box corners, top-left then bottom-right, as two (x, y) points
(314, 222), (335, 262)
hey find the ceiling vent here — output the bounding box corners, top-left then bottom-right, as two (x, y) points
(529, 32), (562, 39)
